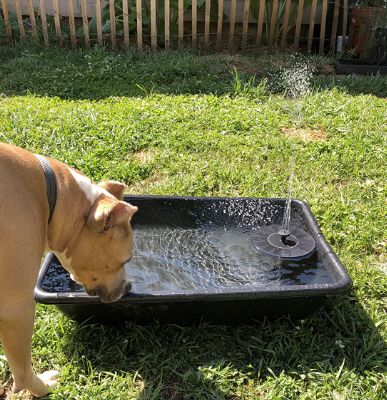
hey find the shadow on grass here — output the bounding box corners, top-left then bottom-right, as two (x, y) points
(0, 46), (234, 100)
(1, 45), (386, 100)
(62, 295), (386, 399)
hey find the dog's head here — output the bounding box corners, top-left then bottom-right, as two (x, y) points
(59, 181), (138, 303)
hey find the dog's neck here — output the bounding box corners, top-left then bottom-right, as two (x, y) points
(45, 160), (102, 257)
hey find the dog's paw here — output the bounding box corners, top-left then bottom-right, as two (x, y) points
(37, 370), (59, 391)
(22, 370), (60, 398)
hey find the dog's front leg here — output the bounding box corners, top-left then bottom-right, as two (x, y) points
(0, 300), (59, 397)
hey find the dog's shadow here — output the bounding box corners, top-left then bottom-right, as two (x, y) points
(60, 296), (386, 399)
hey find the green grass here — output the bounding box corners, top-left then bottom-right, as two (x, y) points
(0, 45), (386, 399)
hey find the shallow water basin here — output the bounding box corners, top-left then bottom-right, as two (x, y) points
(35, 195), (352, 324)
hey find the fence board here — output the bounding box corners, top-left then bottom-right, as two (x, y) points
(39, 0), (49, 45)
(136, 0), (143, 50)
(81, 0), (90, 47)
(1, 0), (342, 55)
(294, 0), (304, 49)
(95, 0), (102, 46)
(27, 0), (38, 39)
(228, 0), (237, 51)
(268, 0), (278, 47)
(256, 0), (265, 47)
(123, 0), (129, 48)
(342, 0), (348, 50)
(242, 0), (250, 50)
(216, 0), (223, 50)
(67, 0), (77, 48)
(52, 0), (62, 45)
(109, 0), (116, 49)
(307, 0), (317, 52)
(165, 0), (170, 49)
(192, 0), (197, 49)
(319, 0), (327, 54)
(178, 0), (183, 49)
(330, 0), (340, 52)
(15, 0), (26, 37)
(280, 0), (291, 49)
(0, 0), (12, 41)
(151, 0), (157, 50)
(204, 0), (211, 48)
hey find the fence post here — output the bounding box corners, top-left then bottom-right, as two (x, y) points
(123, 0), (129, 48)
(216, 0), (224, 51)
(319, 0), (327, 54)
(281, 0), (292, 49)
(307, 0), (317, 52)
(95, 0), (103, 46)
(67, 0), (77, 48)
(268, 0), (279, 48)
(242, 0), (250, 51)
(151, 0), (157, 50)
(294, 0), (304, 49)
(15, 0), (26, 38)
(0, 0), (12, 42)
(136, 0), (143, 50)
(81, 0), (90, 48)
(204, 0), (211, 49)
(39, 0), (49, 45)
(52, 0), (62, 45)
(228, 0), (237, 51)
(256, 0), (265, 47)
(109, 0), (116, 49)
(27, 0), (38, 39)
(330, 0), (340, 53)
(178, 0), (184, 49)
(192, 0), (197, 49)
(165, 0), (170, 49)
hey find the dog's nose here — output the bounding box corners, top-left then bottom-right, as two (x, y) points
(124, 281), (132, 293)
(86, 288), (97, 296)
(86, 286), (106, 298)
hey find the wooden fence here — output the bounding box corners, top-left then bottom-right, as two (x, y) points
(0, 0), (349, 54)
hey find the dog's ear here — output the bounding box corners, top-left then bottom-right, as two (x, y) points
(98, 180), (126, 200)
(87, 197), (138, 234)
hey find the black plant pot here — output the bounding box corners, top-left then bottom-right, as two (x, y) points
(335, 59), (387, 75)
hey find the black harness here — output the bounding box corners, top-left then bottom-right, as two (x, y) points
(35, 154), (57, 223)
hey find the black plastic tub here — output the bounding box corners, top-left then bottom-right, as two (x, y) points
(335, 59), (387, 75)
(35, 195), (352, 324)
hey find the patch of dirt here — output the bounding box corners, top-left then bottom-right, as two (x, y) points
(132, 149), (155, 164)
(1, 386), (33, 400)
(127, 173), (168, 193)
(312, 64), (336, 75)
(281, 127), (327, 142)
(225, 55), (261, 75)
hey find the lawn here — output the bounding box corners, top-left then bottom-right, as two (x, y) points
(0, 45), (386, 400)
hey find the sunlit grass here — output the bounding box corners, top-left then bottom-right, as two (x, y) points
(0, 45), (386, 399)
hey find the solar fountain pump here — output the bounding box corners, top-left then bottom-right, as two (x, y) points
(252, 155), (316, 261)
(251, 222), (316, 260)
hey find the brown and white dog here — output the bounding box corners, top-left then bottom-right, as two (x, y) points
(0, 143), (138, 397)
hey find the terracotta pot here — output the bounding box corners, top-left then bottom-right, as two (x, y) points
(349, 6), (383, 57)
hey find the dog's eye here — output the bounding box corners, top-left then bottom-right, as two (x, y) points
(92, 277), (98, 282)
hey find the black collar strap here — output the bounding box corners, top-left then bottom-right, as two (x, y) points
(35, 154), (57, 223)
